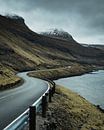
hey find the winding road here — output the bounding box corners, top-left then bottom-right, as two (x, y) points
(0, 72), (48, 129)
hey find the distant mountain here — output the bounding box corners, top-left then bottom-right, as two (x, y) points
(82, 44), (104, 51)
(0, 14), (104, 72)
(41, 29), (75, 42)
(89, 44), (104, 51)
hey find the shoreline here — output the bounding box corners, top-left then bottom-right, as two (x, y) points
(28, 64), (94, 80)
(0, 64), (103, 91)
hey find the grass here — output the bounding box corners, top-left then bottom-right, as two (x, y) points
(28, 64), (93, 80)
(48, 86), (104, 130)
(0, 64), (21, 90)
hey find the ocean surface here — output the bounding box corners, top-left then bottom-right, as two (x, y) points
(55, 70), (104, 109)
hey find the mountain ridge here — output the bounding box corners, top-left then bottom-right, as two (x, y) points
(0, 14), (104, 72)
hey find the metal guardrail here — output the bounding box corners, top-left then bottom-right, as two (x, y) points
(4, 81), (50, 130)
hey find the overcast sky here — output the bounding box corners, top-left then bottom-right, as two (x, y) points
(0, 0), (104, 44)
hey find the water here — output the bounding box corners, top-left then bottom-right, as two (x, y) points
(55, 70), (104, 109)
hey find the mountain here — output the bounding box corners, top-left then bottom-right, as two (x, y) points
(41, 29), (75, 42)
(89, 44), (104, 51)
(0, 14), (104, 72)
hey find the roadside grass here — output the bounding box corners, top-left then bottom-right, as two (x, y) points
(0, 64), (21, 90)
(29, 64), (104, 130)
(48, 86), (104, 130)
(28, 64), (93, 80)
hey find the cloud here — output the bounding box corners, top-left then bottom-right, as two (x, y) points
(0, 0), (104, 44)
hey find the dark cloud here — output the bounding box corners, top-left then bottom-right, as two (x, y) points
(0, 0), (104, 43)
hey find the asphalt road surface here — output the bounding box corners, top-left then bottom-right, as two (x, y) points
(0, 72), (48, 129)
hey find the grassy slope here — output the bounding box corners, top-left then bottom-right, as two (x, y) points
(0, 64), (21, 90)
(28, 64), (93, 80)
(48, 86), (104, 130)
(0, 27), (75, 72)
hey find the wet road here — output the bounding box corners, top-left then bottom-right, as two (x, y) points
(0, 72), (48, 129)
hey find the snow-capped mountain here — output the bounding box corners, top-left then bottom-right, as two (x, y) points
(41, 29), (74, 41)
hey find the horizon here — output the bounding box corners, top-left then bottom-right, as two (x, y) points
(0, 0), (104, 44)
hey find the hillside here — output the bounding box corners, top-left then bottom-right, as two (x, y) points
(0, 15), (104, 72)
(89, 44), (104, 51)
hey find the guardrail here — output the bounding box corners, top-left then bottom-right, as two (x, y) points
(4, 80), (56, 130)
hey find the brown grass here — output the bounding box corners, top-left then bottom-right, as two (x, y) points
(48, 86), (104, 130)
(28, 64), (93, 80)
(0, 64), (21, 90)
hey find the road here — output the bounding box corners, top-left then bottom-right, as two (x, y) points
(0, 72), (48, 129)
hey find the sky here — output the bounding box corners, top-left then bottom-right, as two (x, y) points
(0, 0), (104, 44)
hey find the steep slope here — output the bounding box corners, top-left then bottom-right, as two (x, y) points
(0, 14), (104, 73)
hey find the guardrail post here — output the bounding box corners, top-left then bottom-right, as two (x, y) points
(29, 106), (36, 130)
(49, 88), (52, 102)
(45, 93), (49, 108)
(42, 95), (47, 117)
(51, 83), (56, 96)
(52, 87), (54, 97)
(53, 82), (56, 94)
